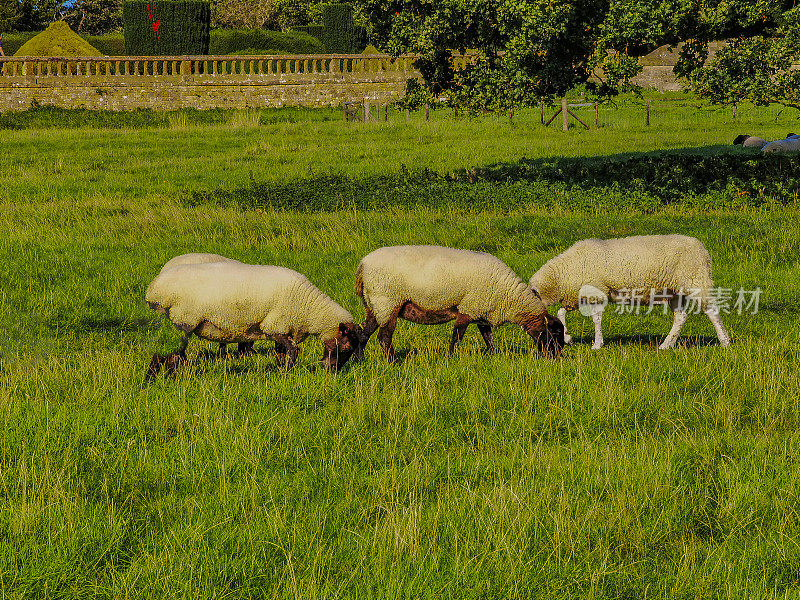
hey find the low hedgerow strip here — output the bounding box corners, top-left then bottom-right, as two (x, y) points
(186, 153), (800, 213)
(0, 106), (340, 130)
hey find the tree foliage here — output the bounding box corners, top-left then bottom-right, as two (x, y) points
(210, 0), (278, 29)
(64, 0), (123, 35)
(360, 0), (673, 112)
(361, 0), (800, 112)
(674, 1), (800, 108)
(1, 0), (66, 32)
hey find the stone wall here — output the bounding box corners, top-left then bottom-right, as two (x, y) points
(0, 51), (694, 112)
(0, 54), (425, 111)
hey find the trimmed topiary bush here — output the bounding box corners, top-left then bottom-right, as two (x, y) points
(123, 0), (210, 55)
(291, 4), (366, 53)
(321, 3), (358, 54)
(14, 22), (102, 56)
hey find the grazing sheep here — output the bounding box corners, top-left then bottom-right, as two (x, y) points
(762, 137), (800, 154)
(355, 245), (565, 361)
(157, 253), (253, 356)
(146, 262), (360, 378)
(733, 134), (767, 149)
(529, 234), (731, 350)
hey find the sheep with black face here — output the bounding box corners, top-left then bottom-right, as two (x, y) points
(354, 245), (565, 361)
(146, 261), (360, 378)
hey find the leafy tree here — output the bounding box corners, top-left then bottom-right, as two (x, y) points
(210, 0), (278, 29)
(64, 0), (123, 34)
(9, 0), (67, 31)
(1, 1), (23, 32)
(675, 2), (800, 109)
(360, 0), (670, 113)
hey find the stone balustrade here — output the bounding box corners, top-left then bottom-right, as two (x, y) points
(0, 54), (480, 111)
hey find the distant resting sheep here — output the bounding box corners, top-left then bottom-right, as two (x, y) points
(761, 137), (800, 154)
(529, 235), (731, 350)
(733, 135), (767, 149)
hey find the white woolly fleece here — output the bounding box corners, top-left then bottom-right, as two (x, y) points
(159, 253), (241, 273)
(147, 262), (354, 344)
(357, 245), (546, 325)
(530, 234), (716, 310)
(742, 136), (767, 149)
(762, 138), (800, 154)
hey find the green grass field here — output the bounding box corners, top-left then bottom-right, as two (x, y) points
(2, 100), (800, 599)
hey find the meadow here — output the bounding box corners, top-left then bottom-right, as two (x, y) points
(2, 98), (800, 599)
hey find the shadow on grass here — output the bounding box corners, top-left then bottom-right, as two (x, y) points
(450, 145), (800, 202)
(569, 334), (724, 348)
(187, 146), (800, 213)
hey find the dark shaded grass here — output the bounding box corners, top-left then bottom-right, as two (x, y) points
(187, 150), (800, 213)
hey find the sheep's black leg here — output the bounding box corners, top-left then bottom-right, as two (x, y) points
(218, 342), (228, 357)
(355, 311), (379, 360)
(448, 314), (472, 355)
(275, 339), (287, 367)
(274, 334), (298, 370)
(238, 342), (255, 356)
(477, 322), (495, 354)
(146, 329), (191, 380)
(377, 311), (399, 363)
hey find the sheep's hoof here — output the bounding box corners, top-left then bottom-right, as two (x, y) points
(591, 343), (603, 350)
(237, 342), (255, 356)
(145, 352), (186, 381)
(563, 334), (574, 345)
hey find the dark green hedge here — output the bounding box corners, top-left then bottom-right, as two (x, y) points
(2, 32), (38, 55)
(85, 33), (126, 56)
(123, 1), (210, 55)
(321, 3), (363, 53)
(293, 25), (325, 41)
(291, 4), (366, 53)
(210, 29), (324, 55)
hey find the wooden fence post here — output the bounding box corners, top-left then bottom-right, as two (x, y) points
(562, 97), (568, 132)
(406, 108), (410, 123)
(364, 100), (371, 122)
(646, 100), (650, 126)
(425, 103), (429, 121)
(540, 101), (544, 125)
(595, 101), (599, 128)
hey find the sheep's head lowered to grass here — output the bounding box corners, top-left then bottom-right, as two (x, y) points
(145, 258), (360, 377)
(354, 245), (565, 361)
(526, 313), (565, 359)
(321, 322), (362, 371)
